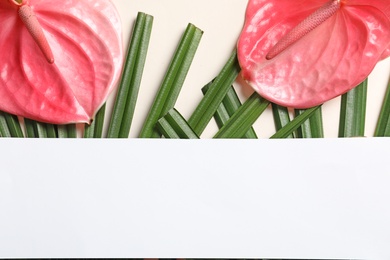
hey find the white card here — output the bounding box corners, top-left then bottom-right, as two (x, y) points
(0, 138), (389, 259)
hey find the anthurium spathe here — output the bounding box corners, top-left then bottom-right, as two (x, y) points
(237, 0), (390, 108)
(0, 0), (123, 124)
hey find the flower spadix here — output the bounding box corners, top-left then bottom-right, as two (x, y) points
(237, 0), (390, 108)
(0, 0), (123, 124)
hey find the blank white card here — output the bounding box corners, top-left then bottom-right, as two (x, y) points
(0, 138), (389, 259)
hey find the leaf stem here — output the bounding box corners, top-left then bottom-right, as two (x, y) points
(272, 104), (294, 138)
(202, 84), (257, 139)
(57, 125), (69, 138)
(338, 79), (367, 137)
(213, 92), (270, 138)
(24, 119), (56, 138)
(24, 119), (37, 138)
(4, 113), (24, 137)
(157, 108), (199, 139)
(139, 23), (203, 138)
(107, 12), (154, 138)
(85, 103), (106, 138)
(271, 106), (321, 139)
(45, 124), (57, 138)
(294, 107), (324, 138)
(188, 50), (241, 136)
(375, 79), (390, 136)
(35, 122), (48, 138)
(0, 112), (12, 137)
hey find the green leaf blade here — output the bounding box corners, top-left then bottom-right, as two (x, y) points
(271, 106), (321, 139)
(375, 79), (390, 137)
(4, 113), (24, 138)
(45, 124), (57, 138)
(24, 119), (37, 138)
(214, 92), (270, 139)
(85, 103), (106, 138)
(188, 50), (241, 136)
(0, 112), (12, 138)
(108, 12), (154, 138)
(202, 84), (258, 139)
(295, 107), (324, 138)
(271, 104), (293, 138)
(157, 108), (199, 139)
(339, 79), (367, 137)
(139, 23), (203, 138)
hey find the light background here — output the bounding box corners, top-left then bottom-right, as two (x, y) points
(110, 0), (390, 138)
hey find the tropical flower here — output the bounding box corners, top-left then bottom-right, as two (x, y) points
(0, 0), (123, 124)
(237, 0), (390, 108)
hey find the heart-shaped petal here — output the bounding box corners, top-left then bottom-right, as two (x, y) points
(0, 0), (123, 124)
(237, 0), (390, 108)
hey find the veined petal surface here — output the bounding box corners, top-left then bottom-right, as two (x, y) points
(238, 0), (390, 108)
(0, 0), (123, 124)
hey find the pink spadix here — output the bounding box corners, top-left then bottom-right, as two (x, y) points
(266, 0), (341, 60)
(238, 0), (390, 108)
(18, 5), (54, 63)
(0, 0), (123, 124)
(10, 0), (54, 63)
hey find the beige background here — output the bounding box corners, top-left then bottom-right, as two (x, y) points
(111, 0), (390, 138)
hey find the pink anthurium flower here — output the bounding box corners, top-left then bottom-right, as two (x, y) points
(0, 0), (123, 124)
(237, 0), (390, 108)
